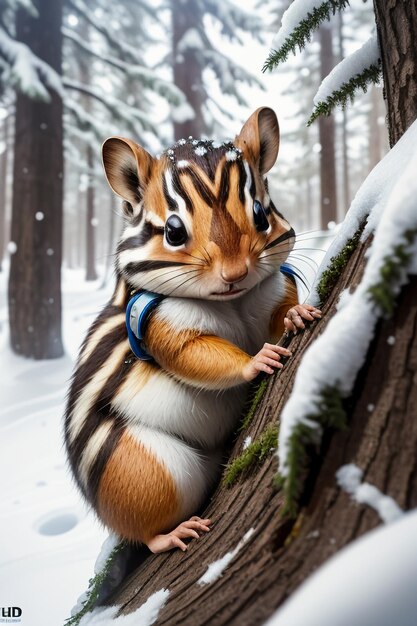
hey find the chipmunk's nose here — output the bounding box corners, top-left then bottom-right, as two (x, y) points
(221, 260), (248, 284)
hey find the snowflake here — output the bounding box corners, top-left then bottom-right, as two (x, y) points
(225, 150), (238, 161)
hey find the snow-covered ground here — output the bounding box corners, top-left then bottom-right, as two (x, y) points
(0, 265), (113, 626)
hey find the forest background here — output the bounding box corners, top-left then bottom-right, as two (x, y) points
(0, 1), (389, 625)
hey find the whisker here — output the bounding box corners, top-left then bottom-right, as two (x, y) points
(154, 269), (200, 291)
(183, 251), (207, 265)
(168, 272), (202, 296)
(135, 266), (197, 292)
(292, 246), (327, 253)
(202, 246), (212, 263)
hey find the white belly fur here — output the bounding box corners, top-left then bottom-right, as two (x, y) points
(112, 270), (285, 505)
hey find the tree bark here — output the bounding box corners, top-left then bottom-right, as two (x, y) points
(85, 145), (98, 281)
(8, 0), (64, 359)
(0, 115), (9, 272)
(102, 2), (417, 623)
(318, 24), (338, 228)
(171, 0), (207, 140)
(374, 0), (417, 146)
(368, 85), (382, 170)
(337, 11), (350, 216)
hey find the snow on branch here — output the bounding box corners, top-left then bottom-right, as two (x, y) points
(63, 79), (154, 137)
(3, 0), (38, 17)
(263, 0), (349, 72)
(308, 35), (382, 125)
(203, 47), (264, 101)
(67, 0), (146, 68)
(63, 27), (189, 108)
(0, 26), (63, 101)
(277, 119), (417, 510)
(204, 0), (264, 44)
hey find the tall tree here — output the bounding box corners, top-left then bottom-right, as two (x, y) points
(0, 114), (10, 272)
(69, 2), (417, 624)
(170, 0), (264, 140)
(8, 0), (64, 359)
(318, 22), (338, 228)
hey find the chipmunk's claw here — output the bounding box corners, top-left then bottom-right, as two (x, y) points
(284, 304), (322, 334)
(147, 516), (212, 553)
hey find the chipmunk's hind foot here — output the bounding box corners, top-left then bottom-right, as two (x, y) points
(146, 516), (212, 553)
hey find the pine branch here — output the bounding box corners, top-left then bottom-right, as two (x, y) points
(263, 0), (349, 72)
(63, 27), (185, 106)
(307, 62), (382, 125)
(63, 79), (154, 135)
(67, 0), (145, 67)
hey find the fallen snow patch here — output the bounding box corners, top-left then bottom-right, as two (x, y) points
(279, 119), (417, 477)
(336, 464), (403, 524)
(78, 589), (169, 625)
(197, 528), (254, 585)
(265, 510), (417, 626)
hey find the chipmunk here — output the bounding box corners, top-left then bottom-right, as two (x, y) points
(64, 107), (321, 554)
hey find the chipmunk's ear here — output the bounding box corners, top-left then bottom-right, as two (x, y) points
(102, 137), (154, 212)
(235, 107), (279, 174)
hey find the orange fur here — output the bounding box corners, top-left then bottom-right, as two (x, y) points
(145, 316), (251, 389)
(97, 431), (180, 543)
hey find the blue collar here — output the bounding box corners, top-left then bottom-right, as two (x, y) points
(126, 290), (165, 360)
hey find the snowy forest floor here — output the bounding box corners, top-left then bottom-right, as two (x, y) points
(0, 265), (113, 626)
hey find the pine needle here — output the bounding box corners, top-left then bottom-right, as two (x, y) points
(307, 63), (382, 125)
(263, 0), (350, 72)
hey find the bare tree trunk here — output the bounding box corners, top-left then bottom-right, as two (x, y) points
(368, 85), (382, 169)
(318, 24), (338, 228)
(374, 0), (417, 146)
(8, 0), (64, 359)
(0, 115), (9, 272)
(171, 0), (207, 140)
(85, 145), (98, 281)
(337, 11), (350, 216)
(98, 2), (417, 623)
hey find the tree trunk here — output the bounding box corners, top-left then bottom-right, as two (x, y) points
(368, 85), (382, 170)
(0, 116), (9, 272)
(318, 24), (338, 229)
(85, 145), (98, 281)
(374, 0), (417, 146)
(337, 11), (350, 216)
(171, 0), (207, 140)
(8, 0), (64, 359)
(101, 2), (417, 623)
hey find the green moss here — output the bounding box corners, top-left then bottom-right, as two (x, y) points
(65, 540), (125, 626)
(316, 229), (362, 304)
(278, 386), (347, 518)
(368, 229), (417, 315)
(307, 64), (382, 126)
(223, 423), (278, 487)
(239, 378), (268, 432)
(263, 0), (349, 71)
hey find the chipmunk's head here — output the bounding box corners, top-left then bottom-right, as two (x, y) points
(102, 107), (294, 300)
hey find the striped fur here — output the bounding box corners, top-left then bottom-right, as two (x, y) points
(65, 108), (300, 546)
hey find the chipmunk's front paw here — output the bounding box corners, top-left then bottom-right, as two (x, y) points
(147, 516), (212, 553)
(284, 304), (322, 334)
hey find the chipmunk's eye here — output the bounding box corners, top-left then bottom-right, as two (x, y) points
(253, 201), (269, 232)
(165, 215), (188, 246)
